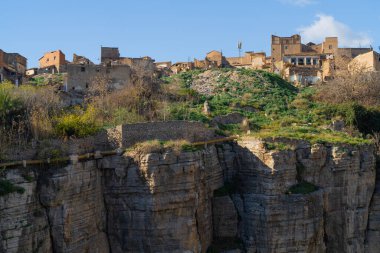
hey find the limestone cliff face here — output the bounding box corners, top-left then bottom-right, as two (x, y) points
(232, 138), (376, 253)
(0, 146), (224, 253)
(365, 160), (380, 253)
(101, 146), (223, 253)
(0, 138), (378, 253)
(0, 161), (109, 253)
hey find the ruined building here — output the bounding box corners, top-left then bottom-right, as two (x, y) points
(180, 50), (270, 73)
(0, 49), (27, 85)
(39, 50), (67, 73)
(65, 47), (155, 92)
(100, 47), (120, 63)
(65, 63), (131, 92)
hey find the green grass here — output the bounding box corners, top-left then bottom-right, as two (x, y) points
(264, 142), (293, 151)
(253, 126), (371, 146)
(164, 69), (377, 145)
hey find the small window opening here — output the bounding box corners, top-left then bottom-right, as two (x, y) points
(81, 67), (85, 72)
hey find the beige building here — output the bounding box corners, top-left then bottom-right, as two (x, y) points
(170, 62), (194, 74)
(39, 50), (66, 73)
(271, 34), (341, 84)
(271, 34), (302, 62)
(225, 52), (269, 69)
(349, 51), (380, 73)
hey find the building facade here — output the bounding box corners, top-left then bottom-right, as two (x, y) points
(39, 50), (66, 73)
(0, 49), (27, 84)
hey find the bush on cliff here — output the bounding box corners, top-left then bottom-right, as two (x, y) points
(54, 106), (100, 138)
(0, 179), (25, 196)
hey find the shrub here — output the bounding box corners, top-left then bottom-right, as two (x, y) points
(287, 181), (318, 194)
(0, 179), (25, 196)
(54, 106), (100, 137)
(0, 82), (24, 126)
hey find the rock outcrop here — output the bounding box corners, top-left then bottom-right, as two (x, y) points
(231, 138), (376, 253)
(365, 160), (380, 253)
(101, 146), (223, 253)
(0, 136), (378, 253)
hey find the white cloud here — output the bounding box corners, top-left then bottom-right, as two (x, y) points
(279, 0), (316, 6)
(298, 14), (372, 47)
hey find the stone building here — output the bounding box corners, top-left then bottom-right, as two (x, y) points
(0, 49), (27, 84)
(271, 34), (302, 62)
(225, 52), (270, 69)
(39, 50), (67, 73)
(349, 50), (380, 73)
(72, 54), (94, 65)
(101, 47), (120, 63)
(170, 62), (194, 74)
(65, 47), (156, 92)
(271, 35), (348, 84)
(193, 51), (229, 70)
(65, 63), (131, 92)
(155, 61), (172, 70)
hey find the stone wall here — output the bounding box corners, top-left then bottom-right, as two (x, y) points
(66, 64), (131, 91)
(116, 121), (216, 147)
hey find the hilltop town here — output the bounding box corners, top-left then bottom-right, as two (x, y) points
(1, 34), (379, 91)
(2, 32), (380, 253)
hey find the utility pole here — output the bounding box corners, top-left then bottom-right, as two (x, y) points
(238, 41), (242, 58)
(13, 60), (18, 87)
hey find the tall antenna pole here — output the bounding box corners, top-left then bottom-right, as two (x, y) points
(238, 41), (242, 58)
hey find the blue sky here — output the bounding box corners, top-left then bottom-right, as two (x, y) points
(1, 0), (378, 67)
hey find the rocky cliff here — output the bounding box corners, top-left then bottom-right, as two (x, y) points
(0, 137), (379, 253)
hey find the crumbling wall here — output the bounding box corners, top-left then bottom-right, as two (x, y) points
(66, 64), (131, 91)
(116, 121), (216, 147)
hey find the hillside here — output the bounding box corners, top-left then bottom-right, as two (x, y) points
(1, 68), (379, 159)
(164, 69), (377, 145)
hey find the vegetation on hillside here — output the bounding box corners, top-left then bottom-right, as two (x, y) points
(163, 69), (378, 145)
(1, 68), (379, 159)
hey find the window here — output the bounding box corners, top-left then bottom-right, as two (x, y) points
(285, 46), (288, 50)
(81, 67), (85, 72)
(313, 59), (318, 65)
(85, 83), (89, 88)
(298, 58), (304, 65)
(306, 58), (311, 65)
(53, 56), (56, 60)
(329, 45), (333, 50)
(96, 68), (100, 72)
(291, 58), (296, 65)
